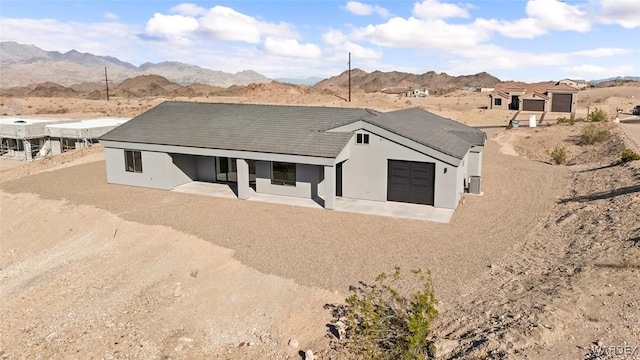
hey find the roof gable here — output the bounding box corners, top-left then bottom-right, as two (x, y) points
(361, 108), (485, 159)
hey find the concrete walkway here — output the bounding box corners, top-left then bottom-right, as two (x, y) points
(172, 181), (454, 223)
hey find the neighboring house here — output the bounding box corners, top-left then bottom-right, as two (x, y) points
(99, 102), (486, 211)
(0, 117), (129, 160)
(0, 118), (72, 161)
(46, 118), (129, 155)
(407, 89), (429, 97)
(488, 85), (577, 113)
(557, 78), (588, 90)
(488, 91), (509, 109)
(476, 87), (495, 93)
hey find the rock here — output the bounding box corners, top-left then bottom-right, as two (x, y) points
(304, 349), (315, 360)
(173, 282), (183, 297)
(288, 338), (299, 349)
(248, 341), (255, 346)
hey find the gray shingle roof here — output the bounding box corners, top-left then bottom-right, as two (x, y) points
(101, 102), (484, 160)
(100, 101), (379, 158)
(362, 108), (485, 159)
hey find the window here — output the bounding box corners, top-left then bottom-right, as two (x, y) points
(356, 133), (370, 144)
(125, 150), (143, 173)
(271, 162), (296, 186)
(494, 98), (502, 106)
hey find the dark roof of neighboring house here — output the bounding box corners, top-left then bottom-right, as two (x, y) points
(101, 101), (484, 160)
(363, 108), (485, 159)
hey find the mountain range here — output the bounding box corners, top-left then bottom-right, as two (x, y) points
(0, 41), (272, 88)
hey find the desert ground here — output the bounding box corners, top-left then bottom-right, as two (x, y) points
(1, 88), (639, 359)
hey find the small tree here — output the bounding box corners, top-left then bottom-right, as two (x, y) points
(587, 107), (607, 122)
(331, 267), (438, 359)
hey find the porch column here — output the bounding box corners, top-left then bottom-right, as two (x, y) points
(236, 158), (250, 200)
(324, 165), (335, 210)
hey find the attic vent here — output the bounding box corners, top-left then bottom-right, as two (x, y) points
(13, 120), (27, 124)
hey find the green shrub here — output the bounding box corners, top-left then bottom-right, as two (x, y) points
(338, 267), (438, 359)
(505, 122), (513, 130)
(549, 146), (568, 165)
(587, 107), (608, 122)
(621, 148), (640, 162)
(580, 124), (611, 145)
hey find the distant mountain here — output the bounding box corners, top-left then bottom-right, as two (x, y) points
(590, 76), (640, 84)
(0, 41), (272, 88)
(314, 69), (501, 94)
(275, 77), (324, 85)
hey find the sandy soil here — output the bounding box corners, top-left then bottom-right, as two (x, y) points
(4, 84), (637, 127)
(1, 90), (639, 359)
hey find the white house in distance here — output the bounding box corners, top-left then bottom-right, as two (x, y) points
(0, 117), (129, 161)
(557, 78), (589, 90)
(99, 102), (486, 213)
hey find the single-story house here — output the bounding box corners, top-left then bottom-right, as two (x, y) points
(488, 84), (578, 113)
(557, 78), (588, 90)
(99, 102), (486, 210)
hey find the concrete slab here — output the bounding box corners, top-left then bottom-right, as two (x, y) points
(172, 181), (454, 223)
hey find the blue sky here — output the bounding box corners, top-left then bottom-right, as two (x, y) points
(1, 0), (639, 81)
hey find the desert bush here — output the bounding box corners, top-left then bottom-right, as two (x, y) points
(587, 107), (607, 122)
(333, 267), (438, 359)
(621, 148), (640, 162)
(580, 124), (611, 145)
(549, 146), (568, 165)
(556, 116), (575, 125)
(505, 122), (513, 130)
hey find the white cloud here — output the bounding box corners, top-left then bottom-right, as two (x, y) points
(478, 0), (591, 38)
(351, 16), (491, 49)
(263, 37), (322, 58)
(597, 0), (640, 28)
(104, 12), (119, 20)
(413, 0), (470, 19)
(344, 1), (389, 17)
(145, 13), (198, 36)
(197, 6), (296, 43)
(144, 13), (198, 44)
(170, 3), (208, 17)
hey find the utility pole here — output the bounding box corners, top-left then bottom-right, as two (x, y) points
(104, 67), (110, 101)
(348, 52), (351, 102)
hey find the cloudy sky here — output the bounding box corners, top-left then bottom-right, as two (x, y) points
(1, 0), (639, 81)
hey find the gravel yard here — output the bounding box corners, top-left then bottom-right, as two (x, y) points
(0, 130), (568, 303)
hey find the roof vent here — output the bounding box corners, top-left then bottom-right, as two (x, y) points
(13, 120), (27, 124)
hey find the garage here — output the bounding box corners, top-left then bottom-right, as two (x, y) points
(387, 160), (435, 206)
(522, 99), (545, 111)
(552, 93), (573, 112)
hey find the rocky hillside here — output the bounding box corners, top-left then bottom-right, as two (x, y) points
(0, 41), (272, 88)
(314, 69), (501, 94)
